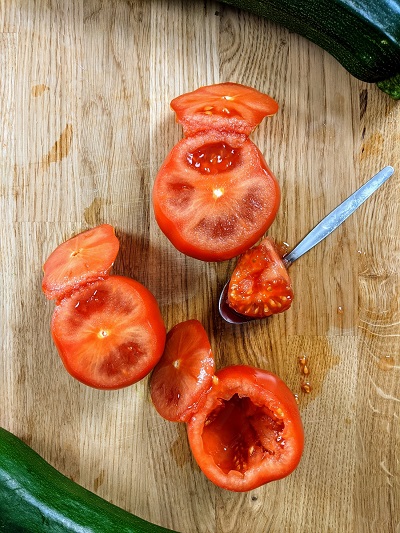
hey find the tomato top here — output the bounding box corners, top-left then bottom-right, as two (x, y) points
(171, 82), (279, 137)
(150, 320), (215, 422)
(187, 365), (304, 492)
(51, 275), (166, 389)
(228, 237), (294, 317)
(42, 224), (119, 301)
(152, 131), (280, 262)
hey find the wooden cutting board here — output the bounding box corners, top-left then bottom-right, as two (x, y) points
(1, 1), (399, 532)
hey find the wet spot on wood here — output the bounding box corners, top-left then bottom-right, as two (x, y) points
(31, 84), (49, 97)
(170, 424), (190, 468)
(84, 197), (108, 226)
(359, 89), (368, 120)
(360, 132), (384, 160)
(94, 469), (105, 491)
(377, 356), (396, 372)
(41, 123), (73, 170)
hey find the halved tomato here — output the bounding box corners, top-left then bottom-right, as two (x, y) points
(42, 224), (119, 301)
(152, 131), (280, 262)
(187, 365), (304, 492)
(171, 82), (279, 137)
(51, 275), (166, 389)
(228, 237), (294, 318)
(150, 320), (215, 422)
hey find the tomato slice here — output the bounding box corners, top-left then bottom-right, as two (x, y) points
(187, 365), (304, 492)
(152, 131), (280, 262)
(42, 224), (119, 301)
(171, 82), (279, 137)
(150, 320), (215, 422)
(227, 237), (294, 317)
(51, 276), (166, 390)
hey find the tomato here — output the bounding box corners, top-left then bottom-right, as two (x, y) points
(227, 237), (294, 318)
(187, 365), (304, 492)
(42, 224), (119, 301)
(150, 320), (215, 422)
(51, 276), (166, 390)
(152, 131), (280, 262)
(171, 82), (279, 137)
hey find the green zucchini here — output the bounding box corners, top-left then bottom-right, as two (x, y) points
(219, 0), (400, 99)
(0, 427), (178, 533)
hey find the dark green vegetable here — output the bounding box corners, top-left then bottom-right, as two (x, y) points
(0, 427), (178, 533)
(219, 0), (400, 98)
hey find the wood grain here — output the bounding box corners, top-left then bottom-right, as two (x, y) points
(1, 1), (399, 532)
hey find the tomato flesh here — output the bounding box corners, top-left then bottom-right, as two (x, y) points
(42, 224), (119, 301)
(171, 82), (279, 137)
(187, 365), (304, 492)
(202, 394), (285, 475)
(51, 276), (166, 389)
(150, 320), (215, 422)
(228, 237), (294, 317)
(153, 132), (280, 262)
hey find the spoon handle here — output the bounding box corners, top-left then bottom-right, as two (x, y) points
(282, 166), (395, 266)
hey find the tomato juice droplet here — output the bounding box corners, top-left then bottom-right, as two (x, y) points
(275, 241), (291, 257)
(298, 355), (309, 374)
(297, 355), (312, 394)
(301, 381), (312, 394)
(186, 142), (240, 175)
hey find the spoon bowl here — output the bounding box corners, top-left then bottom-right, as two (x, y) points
(218, 281), (258, 324)
(218, 166), (395, 324)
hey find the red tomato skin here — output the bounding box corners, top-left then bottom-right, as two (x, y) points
(51, 276), (166, 390)
(150, 320), (215, 422)
(187, 365), (304, 492)
(152, 132), (280, 262)
(42, 224), (120, 302)
(171, 82), (279, 137)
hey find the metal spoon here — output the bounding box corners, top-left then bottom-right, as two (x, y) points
(219, 165), (395, 324)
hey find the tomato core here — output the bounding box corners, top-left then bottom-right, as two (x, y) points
(186, 142), (240, 175)
(202, 393), (285, 475)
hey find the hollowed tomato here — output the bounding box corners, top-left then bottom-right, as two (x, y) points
(228, 237), (294, 318)
(42, 224), (119, 302)
(187, 365), (304, 492)
(150, 320), (215, 422)
(152, 131), (280, 262)
(171, 82), (279, 137)
(51, 276), (166, 390)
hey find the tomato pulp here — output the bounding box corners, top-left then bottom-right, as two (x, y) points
(51, 276), (166, 390)
(150, 320), (215, 422)
(153, 83), (280, 262)
(187, 365), (304, 492)
(228, 237), (294, 318)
